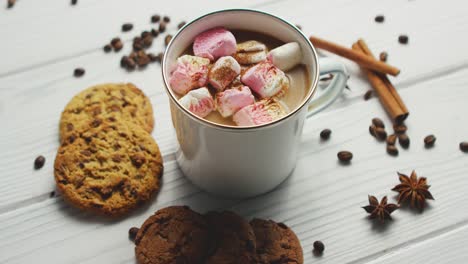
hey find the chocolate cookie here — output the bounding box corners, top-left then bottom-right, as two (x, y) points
(54, 121), (163, 216)
(250, 219), (303, 264)
(204, 211), (257, 264)
(135, 206), (210, 264)
(59, 83), (154, 142)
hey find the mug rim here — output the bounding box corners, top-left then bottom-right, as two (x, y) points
(162, 8), (320, 131)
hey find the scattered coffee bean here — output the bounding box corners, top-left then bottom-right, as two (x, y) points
(159, 22), (166, 33)
(398, 134), (410, 148)
(398, 35), (409, 44)
(313, 240), (325, 254)
(375, 127), (387, 141)
(142, 34), (153, 47)
(141, 31), (151, 38)
(177, 21), (186, 29)
(374, 15), (384, 23)
(126, 57), (136, 70)
(369, 125), (377, 137)
(49, 191), (55, 198)
(34, 155), (46, 169)
(111, 37), (123, 52)
(379, 51), (388, 62)
(134, 51), (150, 67)
(165, 34), (173, 46)
(156, 52), (164, 63)
(163, 16), (170, 23)
(460, 142), (468, 153)
(295, 24), (302, 30)
(393, 124), (407, 134)
(320, 129), (332, 140)
(337, 151), (353, 162)
(151, 14), (161, 23)
(387, 145), (399, 156)
(129, 227), (139, 241)
(372, 118), (385, 129)
(387, 134), (397, 145)
(122, 23), (133, 32)
(120, 56), (129, 68)
(364, 90), (373, 101)
(73, 68), (85, 77)
(424, 135), (436, 148)
(7, 0), (15, 8)
(148, 53), (158, 62)
(71, 0), (77, 5)
(103, 44), (112, 53)
(151, 28), (159, 37)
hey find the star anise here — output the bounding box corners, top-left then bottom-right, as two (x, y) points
(392, 171), (434, 211)
(362, 195), (399, 222)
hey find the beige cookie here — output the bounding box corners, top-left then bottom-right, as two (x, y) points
(59, 83), (154, 142)
(54, 121), (163, 217)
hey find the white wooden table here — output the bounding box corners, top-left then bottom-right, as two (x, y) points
(1, 0), (467, 263)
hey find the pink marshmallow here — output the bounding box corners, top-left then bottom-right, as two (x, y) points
(215, 86), (255, 118)
(178, 87), (215, 118)
(233, 99), (288, 126)
(241, 61), (289, 98)
(169, 55), (210, 95)
(193, 27), (237, 61)
(208, 56), (241, 91)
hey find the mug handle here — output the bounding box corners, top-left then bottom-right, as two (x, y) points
(307, 57), (348, 117)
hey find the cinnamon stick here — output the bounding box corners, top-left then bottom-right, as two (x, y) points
(310, 36), (400, 77)
(352, 42), (408, 123)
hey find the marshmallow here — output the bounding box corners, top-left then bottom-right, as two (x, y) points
(241, 61), (289, 98)
(267, 42), (302, 71)
(169, 55), (210, 95)
(233, 99), (288, 126)
(235, 40), (267, 65)
(179, 87), (215, 118)
(215, 86), (255, 118)
(193, 27), (237, 61)
(208, 56), (241, 91)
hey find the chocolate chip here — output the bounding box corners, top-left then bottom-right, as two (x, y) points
(73, 68), (85, 77)
(151, 28), (159, 37)
(386, 145), (398, 156)
(151, 14), (160, 23)
(313, 240), (325, 254)
(129, 227), (139, 241)
(130, 154), (146, 168)
(398, 35), (409, 44)
(122, 23), (133, 32)
(103, 44), (112, 53)
(387, 134), (397, 145)
(320, 129), (332, 140)
(372, 118), (385, 128)
(34, 155), (46, 170)
(379, 51), (388, 62)
(374, 15), (384, 23)
(7, 0), (15, 8)
(398, 134), (410, 148)
(177, 21), (186, 29)
(364, 90), (373, 100)
(71, 0), (77, 5)
(424, 135), (436, 148)
(163, 16), (170, 23)
(164, 34), (173, 46)
(159, 22), (166, 33)
(337, 151), (353, 162)
(460, 142), (468, 153)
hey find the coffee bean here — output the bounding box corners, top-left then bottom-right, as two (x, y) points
(141, 31), (151, 38)
(148, 53), (158, 62)
(120, 56), (129, 68)
(151, 28), (159, 37)
(159, 22), (166, 33)
(178, 21), (186, 29)
(163, 16), (170, 23)
(103, 44), (112, 53)
(387, 134), (397, 145)
(369, 125), (377, 137)
(398, 35), (409, 44)
(372, 118), (385, 128)
(165, 34), (173, 46)
(71, 0), (77, 5)
(374, 15), (384, 23)
(129, 227), (139, 241)
(320, 129), (332, 140)
(156, 52), (164, 63)
(73, 68), (85, 77)
(7, 0), (15, 8)
(143, 35), (153, 48)
(133, 41), (144, 51)
(379, 51), (388, 62)
(122, 23), (133, 32)
(424, 135), (436, 148)
(135, 51), (150, 67)
(375, 127), (387, 140)
(151, 14), (160, 23)
(111, 37), (120, 46)
(393, 124), (407, 134)
(313, 241), (325, 254)
(337, 151), (353, 162)
(387, 145), (399, 156)
(364, 90), (373, 100)
(398, 134), (410, 148)
(126, 57), (136, 70)
(111, 37), (123, 52)
(460, 142), (468, 152)
(34, 155), (46, 169)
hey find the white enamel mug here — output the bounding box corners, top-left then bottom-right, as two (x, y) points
(162, 9), (348, 198)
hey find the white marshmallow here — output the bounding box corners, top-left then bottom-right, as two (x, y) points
(208, 56), (241, 91)
(179, 87), (215, 118)
(267, 42), (302, 71)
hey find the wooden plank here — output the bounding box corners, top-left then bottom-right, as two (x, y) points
(0, 67), (467, 263)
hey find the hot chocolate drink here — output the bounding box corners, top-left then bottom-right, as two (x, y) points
(169, 27), (311, 127)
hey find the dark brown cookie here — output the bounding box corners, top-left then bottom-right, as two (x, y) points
(204, 211), (257, 264)
(135, 206), (210, 264)
(250, 219), (303, 264)
(54, 121), (163, 217)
